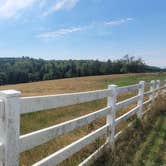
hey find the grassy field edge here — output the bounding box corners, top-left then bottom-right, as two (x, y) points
(92, 97), (166, 166)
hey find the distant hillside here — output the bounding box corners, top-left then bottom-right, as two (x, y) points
(0, 56), (162, 85)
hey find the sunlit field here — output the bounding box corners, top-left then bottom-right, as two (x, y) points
(0, 72), (165, 166)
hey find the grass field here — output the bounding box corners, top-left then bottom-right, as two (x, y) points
(93, 98), (166, 166)
(0, 72), (165, 165)
(134, 111), (166, 166)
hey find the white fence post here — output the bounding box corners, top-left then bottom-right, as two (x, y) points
(150, 80), (155, 104)
(164, 79), (166, 94)
(156, 80), (160, 96)
(137, 81), (145, 118)
(0, 90), (21, 166)
(106, 85), (117, 148)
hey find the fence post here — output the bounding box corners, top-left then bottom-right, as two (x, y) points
(106, 85), (117, 148)
(150, 80), (155, 105)
(137, 81), (145, 118)
(0, 90), (21, 166)
(164, 79), (166, 93)
(156, 80), (160, 96)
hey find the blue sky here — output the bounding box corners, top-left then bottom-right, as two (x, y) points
(0, 0), (165, 67)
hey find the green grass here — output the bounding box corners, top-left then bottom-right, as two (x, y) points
(134, 111), (166, 166)
(93, 99), (166, 166)
(107, 73), (166, 86)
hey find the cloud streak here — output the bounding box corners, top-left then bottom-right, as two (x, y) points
(105, 18), (133, 26)
(0, 0), (38, 18)
(37, 26), (85, 39)
(37, 18), (134, 40)
(0, 0), (79, 19)
(43, 0), (79, 16)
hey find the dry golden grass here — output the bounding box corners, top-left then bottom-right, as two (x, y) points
(0, 73), (165, 165)
(0, 73), (162, 96)
(0, 74), (126, 96)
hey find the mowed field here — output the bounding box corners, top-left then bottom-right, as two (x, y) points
(0, 73), (166, 166)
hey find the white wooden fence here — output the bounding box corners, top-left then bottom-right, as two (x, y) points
(0, 79), (165, 166)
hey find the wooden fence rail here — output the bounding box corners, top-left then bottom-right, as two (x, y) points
(0, 79), (166, 166)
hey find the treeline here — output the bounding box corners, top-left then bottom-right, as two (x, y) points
(0, 55), (162, 85)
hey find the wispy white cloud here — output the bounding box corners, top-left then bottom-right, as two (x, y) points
(37, 17), (134, 40)
(0, 0), (79, 19)
(0, 0), (38, 18)
(37, 26), (85, 39)
(43, 0), (79, 16)
(105, 18), (133, 26)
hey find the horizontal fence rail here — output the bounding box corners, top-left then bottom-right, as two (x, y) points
(0, 79), (165, 166)
(20, 89), (111, 114)
(19, 106), (111, 152)
(115, 95), (139, 110)
(144, 91), (153, 97)
(115, 106), (140, 125)
(33, 125), (108, 166)
(117, 84), (140, 94)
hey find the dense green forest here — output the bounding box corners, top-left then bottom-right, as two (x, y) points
(0, 55), (162, 85)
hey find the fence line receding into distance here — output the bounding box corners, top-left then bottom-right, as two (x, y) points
(0, 79), (166, 166)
